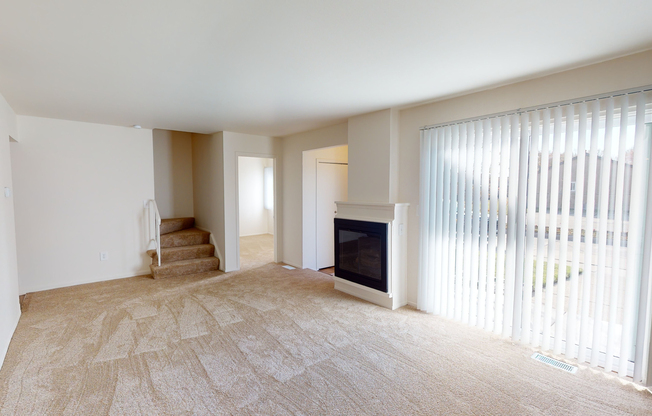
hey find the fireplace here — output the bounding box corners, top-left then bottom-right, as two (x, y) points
(333, 202), (408, 310)
(334, 218), (388, 292)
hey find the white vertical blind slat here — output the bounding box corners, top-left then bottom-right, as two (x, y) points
(486, 118), (501, 332)
(513, 112), (529, 340)
(455, 125), (468, 321)
(578, 100), (601, 364)
(441, 127), (452, 316)
(434, 129), (446, 314)
(604, 96), (628, 372)
(591, 98), (614, 366)
(478, 119), (492, 328)
(417, 130), (431, 311)
(542, 107), (563, 351)
(495, 117), (510, 334)
(567, 103), (588, 359)
(554, 105), (575, 354)
(504, 114), (520, 338)
(462, 123), (475, 324)
(471, 122), (482, 326)
(619, 93), (648, 376)
(522, 111), (540, 345)
(533, 109), (552, 347)
(447, 126), (458, 319)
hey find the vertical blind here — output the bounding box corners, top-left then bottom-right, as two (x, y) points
(418, 89), (652, 381)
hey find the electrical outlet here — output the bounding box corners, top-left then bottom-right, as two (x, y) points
(100, 251), (109, 261)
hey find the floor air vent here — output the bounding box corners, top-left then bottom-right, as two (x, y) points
(282, 265), (296, 270)
(531, 353), (578, 374)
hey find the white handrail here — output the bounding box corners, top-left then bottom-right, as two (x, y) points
(147, 199), (161, 266)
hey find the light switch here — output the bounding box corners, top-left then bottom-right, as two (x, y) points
(4, 187), (10, 198)
(100, 251), (109, 261)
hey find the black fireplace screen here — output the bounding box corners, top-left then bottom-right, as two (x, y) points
(334, 219), (388, 292)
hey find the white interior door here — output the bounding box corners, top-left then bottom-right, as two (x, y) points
(316, 162), (348, 269)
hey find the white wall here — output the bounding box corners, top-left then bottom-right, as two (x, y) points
(11, 116), (155, 293)
(281, 122), (348, 268)
(191, 132), (225, 268)
(302, 145), (348, 270)
(398, 49), (652, 306)
(0, 93), (20, 369)
(152, 129), (194, 219)
(238, 156), (273, 237)
(265, 158), (274, 235)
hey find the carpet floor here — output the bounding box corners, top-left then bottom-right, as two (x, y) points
(1, 239), (651, 414)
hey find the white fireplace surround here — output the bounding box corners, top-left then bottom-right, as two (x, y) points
(333, 202), (409, 310)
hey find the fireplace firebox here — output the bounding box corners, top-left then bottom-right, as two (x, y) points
(334, 218), (388, 292)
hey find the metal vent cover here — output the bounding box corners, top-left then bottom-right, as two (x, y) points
(531, 353), (578, 374)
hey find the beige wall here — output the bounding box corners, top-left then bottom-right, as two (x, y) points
(398, 49), (652, 306)
(0, 93), (19, 368)
(152, 129), (194, 219)
(281, 122), (348, 268)
(11, 116), (155, 294)
(347, 109), (399, 204)
(191, 132), (225, 269)
(302, 145), (348, 270)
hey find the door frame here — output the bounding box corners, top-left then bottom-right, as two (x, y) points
(315, 159), (348, 270)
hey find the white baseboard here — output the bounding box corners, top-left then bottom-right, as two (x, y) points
(20, 269), (151, 295)
(333, 276), (406, 310)
(281, 261), (302, 269)
(239, 232), (274, 237)
(0, 303), (20, 370)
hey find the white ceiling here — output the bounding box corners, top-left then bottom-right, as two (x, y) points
(1, 1), (651, 137)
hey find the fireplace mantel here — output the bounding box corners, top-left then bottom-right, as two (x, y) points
(334, 201), (409, 310)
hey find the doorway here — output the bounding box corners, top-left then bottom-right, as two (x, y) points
(316, 161), (348, 269)
(301, 145), (348, 271)
(237, 156), (275, 269)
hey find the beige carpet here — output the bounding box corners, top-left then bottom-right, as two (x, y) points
(1, 244), (651, 415)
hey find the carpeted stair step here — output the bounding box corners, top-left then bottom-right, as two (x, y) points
(160, 228), (210, 248)
(160, 217), (195, 235)
(147, 244), (215, 264)
(150, 257), (220, 279)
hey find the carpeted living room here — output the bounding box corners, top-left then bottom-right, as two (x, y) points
(2, 2), (652, 415)
(2, 245), (651, 415)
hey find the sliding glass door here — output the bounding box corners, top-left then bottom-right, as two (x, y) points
(418, 89), (652, 381)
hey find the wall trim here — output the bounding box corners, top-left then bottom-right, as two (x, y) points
(19, 269), (151, 295)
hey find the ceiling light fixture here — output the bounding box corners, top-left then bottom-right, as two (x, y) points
(133, 124), (142, 129)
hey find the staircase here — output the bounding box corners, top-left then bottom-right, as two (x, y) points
(147, 217), (220, 279)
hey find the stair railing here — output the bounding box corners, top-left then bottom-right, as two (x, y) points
(147, 199), (161, 266)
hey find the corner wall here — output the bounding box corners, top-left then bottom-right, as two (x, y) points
(0, 93), (19, 368)
(192, 132), (281, 272)
(153, 129), (194, 219)
(281, 122), (348, 268)
(398, 49), (652, 306)
(11, 116), (155, 293)
(191, 132), (225, 269)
